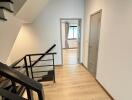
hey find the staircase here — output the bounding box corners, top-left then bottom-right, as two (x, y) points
(0, 62), (44, 100)
(0, 0), (26, 21)
(0, 44), (56, 100)
(0, 0), (14, 21)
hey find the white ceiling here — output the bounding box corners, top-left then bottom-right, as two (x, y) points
(16, 0), (50, 23)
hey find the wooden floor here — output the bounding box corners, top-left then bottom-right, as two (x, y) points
(33, 49), (112, 100)
(63, 49), (79, 65)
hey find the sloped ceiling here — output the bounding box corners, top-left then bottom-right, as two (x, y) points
(16, 0), (50, 23)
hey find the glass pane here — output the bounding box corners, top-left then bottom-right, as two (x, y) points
(68, 27), (74, 39)
(73, 27), (78, 39)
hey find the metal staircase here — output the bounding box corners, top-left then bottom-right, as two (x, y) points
(0, 0), (26, 21)
(0, 62), (44, 100)
(0, 44), (56, 100)
(0, 0), (14, 21)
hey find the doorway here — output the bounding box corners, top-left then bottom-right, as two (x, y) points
(60, 18), (81, 65)
(88, 10), (102, 77)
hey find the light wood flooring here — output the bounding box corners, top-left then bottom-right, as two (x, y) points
(63, 49), (79, 65)
(33, 49), (112, 100)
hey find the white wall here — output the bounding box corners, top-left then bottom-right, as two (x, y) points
(32, 0), (84, 65)
(9, 0), (84, 65)
(0, 11), (22, 64)
(83, 0), (132, 100)
(7, 24), (40, 64)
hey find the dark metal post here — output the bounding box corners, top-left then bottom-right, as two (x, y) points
(11, 81), (17, 93)
(52, 54), (56, 83)
(38, 90), (45, 100)
(24, 56), (33, 100)
(29, 55), (34, 79)
(26, 88), (33, 100)
(24, 56), (29, 77)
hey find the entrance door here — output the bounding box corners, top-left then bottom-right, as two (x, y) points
(88, 11), (102, 77)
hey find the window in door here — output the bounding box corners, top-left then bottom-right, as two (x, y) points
(68, 26), (78, 39)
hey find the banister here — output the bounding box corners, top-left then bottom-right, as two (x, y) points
(31, 44), (56, 67)
(0, 63), (42, 92)
(0, 88), (26, 100)
(0, 44), (57, 99)
(10, 56), (25, 67)
(10, 44), (56, 68)
(27, 52), (57, 56)
(0, 62), (45, 100)
(11, 44), (56, 68)
(0, 63), (44, 99)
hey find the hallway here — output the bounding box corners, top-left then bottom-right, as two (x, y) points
(63, 49), (79, 65)
(41, 49), (112, 100)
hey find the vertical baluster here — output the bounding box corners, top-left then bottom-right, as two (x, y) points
(29, 55), (34, 79)
(24, 56), (29, 77)
(38, 89), (45, 100)
(24, 56), (33, 100)
(52, 54), (56, 83)
(26, 88), (33, 100)
(11, 81), (17, 93)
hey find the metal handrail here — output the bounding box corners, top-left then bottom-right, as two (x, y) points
(0, 88), (26, 100)
(31, 44), (56, 67)
(0, 44), (56, 99)
(0, 62), (44, 100)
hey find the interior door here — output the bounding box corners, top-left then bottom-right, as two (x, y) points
(88, 11), (102, 77)
(77, 19), (81, 63)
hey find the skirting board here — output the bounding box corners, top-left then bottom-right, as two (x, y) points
(81, 63), (114, 100)
(55, 64), (63, 67)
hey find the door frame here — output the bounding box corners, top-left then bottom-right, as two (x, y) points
(87, 10), (102, 77)
(60, 18), (82, 65)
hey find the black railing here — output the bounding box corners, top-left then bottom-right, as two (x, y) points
(0, 88), (26, 100)
(0, 62), (44, 100)
(0, 44), (56, 100)
(12, 44), (56, 82)
(30, 44), (56, 67)
(27, 52), (56, 83)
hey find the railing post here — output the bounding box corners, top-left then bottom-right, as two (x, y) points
(24, 56), (29, 77)
(11, 81), (17, 93)
(24, 56), (34, 100)
(29, 55), (34, 79)
(52, 54), (56, 83)
(26, 88), (34, 100)
(38, 89), (45, 100)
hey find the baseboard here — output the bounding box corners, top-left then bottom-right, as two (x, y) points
(81, 63), (88, 70)
(55, 64), (63, 67)
(81, 63), (114, 100)
(95, 79), (114, 100)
